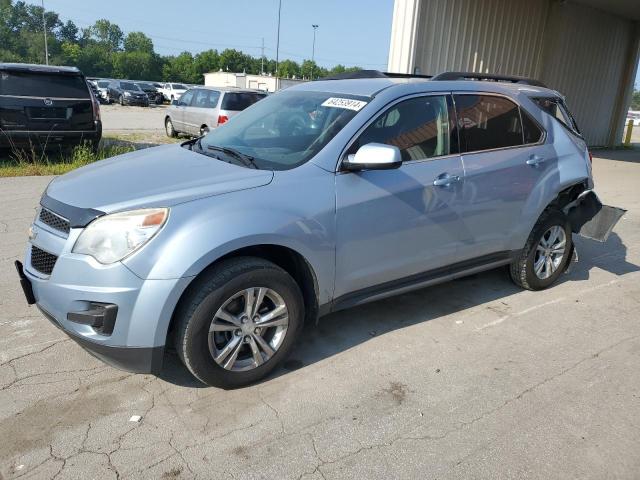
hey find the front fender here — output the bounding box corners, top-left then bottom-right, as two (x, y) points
(122, 165), (336, 304)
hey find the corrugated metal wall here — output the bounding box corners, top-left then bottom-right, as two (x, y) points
(394, 0), (639, 146)
(414, 0), (549, 77)
(540, 2), (635, 146)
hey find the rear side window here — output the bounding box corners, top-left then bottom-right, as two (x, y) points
(221, 92), (267, 111)
(454, 94), (522, 152)
(0, 72), (90, 98)
(534, 97), (581, 136)
(521, 108), (544, 144)
(351, 95), (455, 161)
(194, 89), (220, 108)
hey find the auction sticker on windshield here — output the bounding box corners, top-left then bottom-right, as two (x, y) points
(321, 97), (368, 111)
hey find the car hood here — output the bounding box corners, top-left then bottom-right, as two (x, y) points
(46, 144), (274, 213)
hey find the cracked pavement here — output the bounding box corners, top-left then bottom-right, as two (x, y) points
(1, 150), (640, 479)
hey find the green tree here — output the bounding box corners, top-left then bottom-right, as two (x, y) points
(162, 52), (197, 83)
(87, 19), (123, 50)
(124, 31), (153, 54)
(277, 59), (300, 78)
(631, 90), (640, 111)
(193, 49), (220, 78)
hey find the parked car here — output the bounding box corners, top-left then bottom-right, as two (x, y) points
(94, 79), (114, 103)
(17, 72), (621, 389)
(113, 81), (149, 107)
(0, 63), (101, 151)
(159, 82), (188, 103)
(136, 82), (163, 105)
(165, 87), (267, 137)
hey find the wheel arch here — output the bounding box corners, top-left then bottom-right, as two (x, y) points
(165, 243), (320, 345)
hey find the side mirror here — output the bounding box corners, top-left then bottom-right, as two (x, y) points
(342, 143), (402, 171)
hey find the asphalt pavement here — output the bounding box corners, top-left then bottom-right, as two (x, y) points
(0, 150), (639, 479)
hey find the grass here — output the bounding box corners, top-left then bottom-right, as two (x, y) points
(0, 131), (183, 177)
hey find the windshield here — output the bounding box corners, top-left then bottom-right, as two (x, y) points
(172, 83), (187, 90)
(195, 90), (368, 170)
(0, 72), (89, 98)
(138, 83), (154, 90)
(97, 81), (110, 88)
(121, 82), (141, 91)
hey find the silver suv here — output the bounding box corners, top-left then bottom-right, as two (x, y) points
(16, 72), (617, 388)
(165, 87), (266, 137)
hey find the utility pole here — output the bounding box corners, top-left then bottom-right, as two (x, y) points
(261, 38), (265, 75)
(311, 24), (318, 80)
(275, 0), (282, 84)
(41, 0), (48, 65)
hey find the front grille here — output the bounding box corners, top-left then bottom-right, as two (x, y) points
(31, 246), (58, 275)
(39, 207), (70, 234)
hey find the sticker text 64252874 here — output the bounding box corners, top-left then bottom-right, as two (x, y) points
(321, 97), (368, 112)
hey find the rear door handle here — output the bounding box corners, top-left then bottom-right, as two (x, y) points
(526, 154), (546, 166)
(433, 174), (461, 187)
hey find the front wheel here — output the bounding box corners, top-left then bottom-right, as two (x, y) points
(174, 257), (304, 388)
(119, 95), (124, 106)
(510, 209), (573, 290)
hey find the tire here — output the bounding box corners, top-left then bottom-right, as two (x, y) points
(510, 209), (573, 291)
(119, 95), (124, 106)
(174, 257), (304, 388)
(165, 117), (177, 138)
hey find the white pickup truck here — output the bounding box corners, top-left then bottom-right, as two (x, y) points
(159, 82), (188, 103)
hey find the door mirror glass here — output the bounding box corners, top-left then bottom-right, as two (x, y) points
(343, 143), (402, 171)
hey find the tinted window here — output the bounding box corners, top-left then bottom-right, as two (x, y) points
(120, 82), (140, 91)
(522, 108), (544, 144)
(178, 89), (194, 106)
(97, 81), (110, 88)
(194, 89), (220, 108)
(534, 97), (580, 135)
(0, 72), (89, 98)
(454, 94), (522, 152)
(221, 92), (267, 111)
(352, 95), (453, 161)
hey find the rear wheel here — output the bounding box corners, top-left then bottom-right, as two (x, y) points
(175, 257), (304, 388)
(165, 117), (177, 137)
(510, 209), (573, 290)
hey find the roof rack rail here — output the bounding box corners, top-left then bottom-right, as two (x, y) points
(322, 70), (432, 81)
(431, 71), (547, 88)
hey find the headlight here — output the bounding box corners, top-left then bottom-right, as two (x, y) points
(124, 91), (131, 96)
(73, 208), (168, 264)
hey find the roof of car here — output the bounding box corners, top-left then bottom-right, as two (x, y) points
(291, 77), (558, 98)
(191, 86), (267, 94)
(0, 63), (82, 75)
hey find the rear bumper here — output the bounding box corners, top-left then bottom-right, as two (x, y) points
(0, 122), (102, 149)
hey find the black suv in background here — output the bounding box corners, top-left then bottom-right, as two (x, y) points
(0, 63), (102, 151)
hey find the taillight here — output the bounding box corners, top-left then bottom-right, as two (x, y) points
(218, 115), (228, 125)
(91, 91), (101, 121)
(588, 151), (593, 165)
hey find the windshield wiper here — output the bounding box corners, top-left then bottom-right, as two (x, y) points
(207, 145), (259, 169)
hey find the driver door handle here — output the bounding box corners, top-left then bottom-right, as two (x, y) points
(526, 154), (546, 166)
(433, 174), (461, 187)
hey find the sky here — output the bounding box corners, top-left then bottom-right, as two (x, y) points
(35, 0), (395, 70)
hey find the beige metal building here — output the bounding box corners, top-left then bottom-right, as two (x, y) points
(203, 71), (304, 93)
(388, 0), (640, 146)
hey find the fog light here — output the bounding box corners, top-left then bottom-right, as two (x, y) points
(67, 303), (118, 335)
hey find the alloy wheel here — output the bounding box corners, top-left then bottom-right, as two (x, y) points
(534, 225), (566, 279)
(209, 287), (289, 371)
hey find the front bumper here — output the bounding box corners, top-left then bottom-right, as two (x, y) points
(122, 96), (149, 106)
(18, 210), (191, 374)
